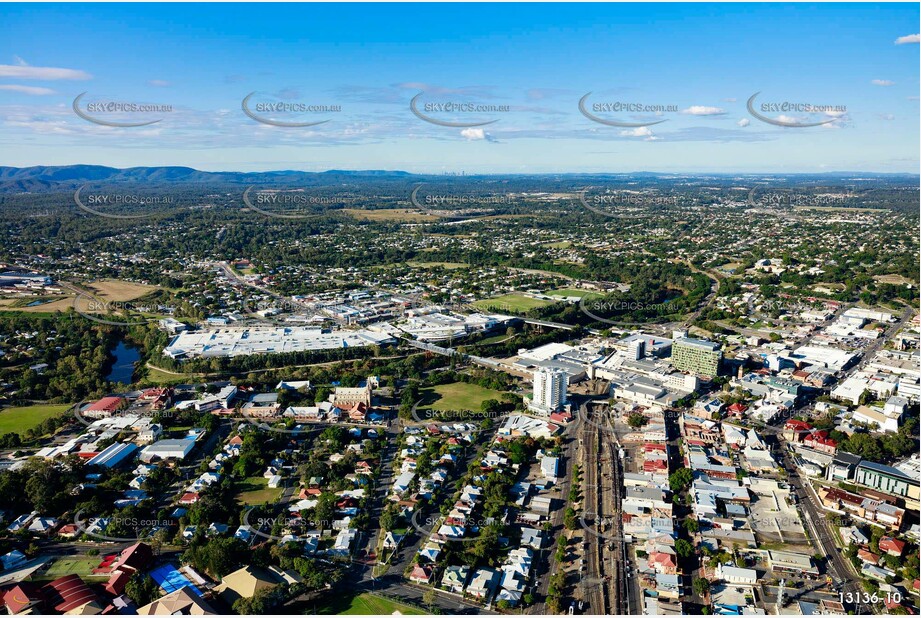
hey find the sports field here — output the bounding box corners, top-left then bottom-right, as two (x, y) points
(473, 293), (552, 313)
(316, 593), (426, 615)
(406, 261), (469, 269)
(343, 208), (437, 222)
(544, 288), (604, 299)
(0, 403), (71, 436)
(419, 381), (504, 412)
(37, 556), (108, 581)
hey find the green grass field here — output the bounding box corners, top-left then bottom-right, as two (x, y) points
(141, 364), (200, 384)
(406, 261), (469, 269)
(0, 403), (71, 436)
(544, 288), (604, 299)
(36, 556), (108, 581)
(235, 476), (283, 505)
(473, 293), (552, 313)
(419, 381), (505, 412)
(315, 593), (426, 615)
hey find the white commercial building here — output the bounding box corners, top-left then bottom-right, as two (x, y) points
(716, 565), (758, 585)
(528, 367), (568, 415)
(139, 438), (196, 462)
(163, 326), (395, 359)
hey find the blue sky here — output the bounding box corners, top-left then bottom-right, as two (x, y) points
(0, 3), (918, 173)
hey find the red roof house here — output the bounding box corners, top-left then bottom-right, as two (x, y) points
(104, 570), (132, 596)
(179, 492), (200, 505)
(2, 584), (43, 615)
(879, 537), (907, 557)
(113, 542), (153, 574)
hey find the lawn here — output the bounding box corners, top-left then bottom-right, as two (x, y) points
(0, 403), (71, 436)
(87, 279), (159, 302)
(141, 365), (198, 385)
(0, 296), (75, 313)
(315, 593), (425, 615)
(37, 556), (108, 581)
(406, 261), (469, 269)
(343, 208), (437, 222)
(544, 288), (604, 299)
(419, 381), (505, 412)
(473, 293), (552, 313)
(235, 476), (283, 505)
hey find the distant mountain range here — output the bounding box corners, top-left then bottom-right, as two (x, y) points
(0, 165), (415, 193)
(0, 165), (915, 194)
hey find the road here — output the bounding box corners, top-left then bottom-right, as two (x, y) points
(778, 441), (872, 614)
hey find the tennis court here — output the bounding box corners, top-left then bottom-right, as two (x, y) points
(148, 564), (203, 597)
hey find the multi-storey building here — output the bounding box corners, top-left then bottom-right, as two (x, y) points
(670, 337), (722, 377)
(528, 368), (568, 415)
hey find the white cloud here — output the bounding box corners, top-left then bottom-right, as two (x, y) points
(894, 34), (920, 45)
(681, 105), (726, 116)
(879, 114), (895, 121)
(871, 79), (895, 86)
(620, 126), (654, 137)
(825, 110), (847, 118)
(460, 127), (486, 140)
(0, 64), (91, 80)
(737, 118), (750, 127)
(148, 80), (170, 87)
(0, 84), (55, 95)
(12, 55), (28, 67)
(723, 97), (737, 103)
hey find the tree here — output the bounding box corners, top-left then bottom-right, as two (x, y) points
(422, 589), (437, 609)
(313, 493), (337, 529)
(183, 537), (249, 578)
(684, 518), (700, 533)
(693, 577), (711, 596)
(669, 468), (693, 493)
(380, 506), (399, 532)
(564, 507), (577, 530)
(675, 538), (694, 558)
(627, 413), (648, 428)
(125, 573), (160, 607)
